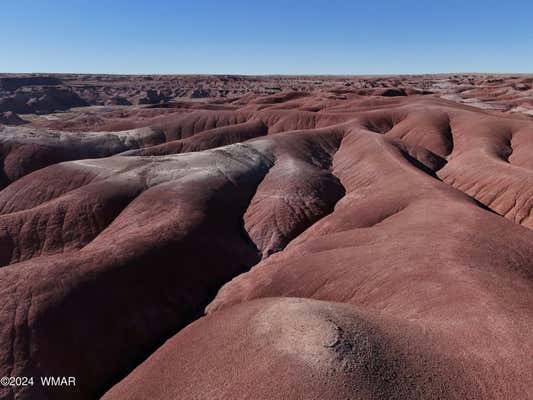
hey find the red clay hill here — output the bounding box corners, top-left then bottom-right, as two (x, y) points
(0, 74), (531, 400)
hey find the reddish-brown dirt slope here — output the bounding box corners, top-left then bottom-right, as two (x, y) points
(0, 74), (531, 400)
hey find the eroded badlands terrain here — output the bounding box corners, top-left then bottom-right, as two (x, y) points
(0, 74), (532, 399)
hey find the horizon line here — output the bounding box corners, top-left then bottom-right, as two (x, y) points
(1, 71), (532, 77)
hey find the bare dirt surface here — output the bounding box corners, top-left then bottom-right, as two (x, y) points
(0, 74), (532, 400)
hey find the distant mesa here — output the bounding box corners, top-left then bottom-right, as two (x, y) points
(0, 75), (62, 91)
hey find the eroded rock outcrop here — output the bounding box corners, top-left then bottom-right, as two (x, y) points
(0, 76), (531, 400)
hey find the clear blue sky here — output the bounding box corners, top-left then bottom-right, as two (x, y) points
(1, 0), (532, 75)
